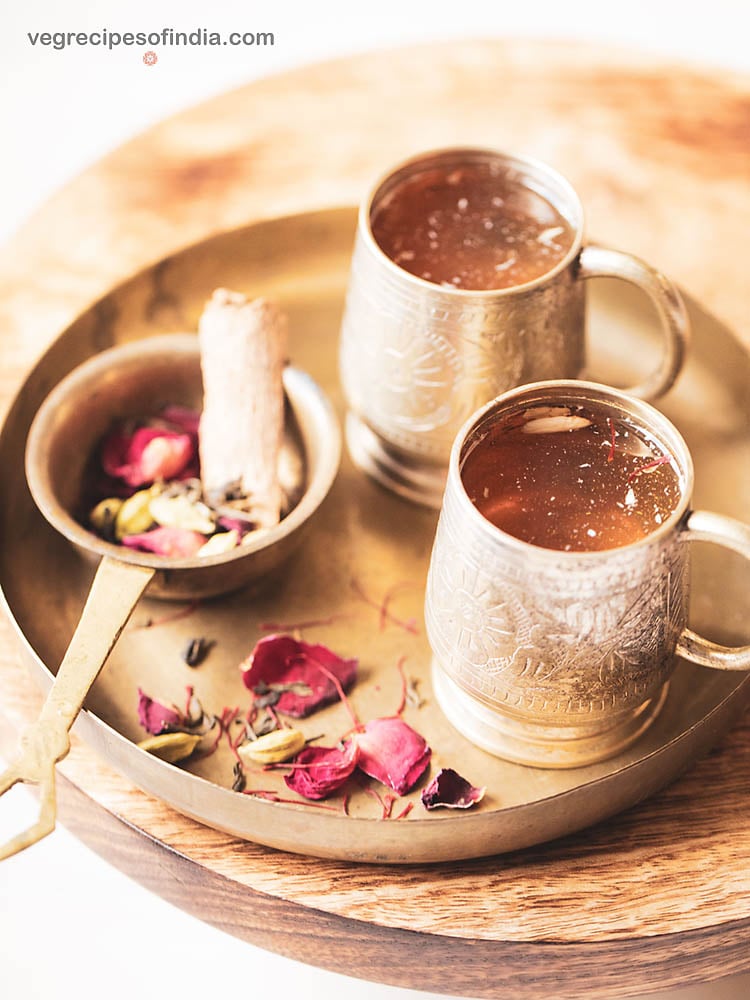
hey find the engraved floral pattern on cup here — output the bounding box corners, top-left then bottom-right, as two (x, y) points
(426, 482), (689, 719)
(364, 324), (462, 434)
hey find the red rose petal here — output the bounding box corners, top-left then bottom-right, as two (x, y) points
(121, 526), (206, 558)
(139, 433), (194, 483)
(240, 634), (358, 718)
(101, 426), (194, 487)
(217, 515), (256, 538)
(101, 429), (144, 480)
(137, 687), (182, 735)
(420, 768), (486, 810)
(355, 716), (431, 795)
(284, 742), (360, 800)
(160, 405), (201, 436)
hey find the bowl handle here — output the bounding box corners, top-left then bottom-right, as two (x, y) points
(0, 557), (154, 860)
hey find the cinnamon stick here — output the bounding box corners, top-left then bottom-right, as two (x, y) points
(198, 289), (287, 528)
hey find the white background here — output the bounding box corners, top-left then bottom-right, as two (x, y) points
(1, 3), (749, 999)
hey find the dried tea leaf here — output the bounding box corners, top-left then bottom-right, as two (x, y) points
(238, 728), (306, 765)
(160, 477), (204, 502)
(137, 731), (202, 763)
(253, 712), (280, 737)
(404, 677), (425, 710)
(181, 637), (214, 668)
(231, 761), (246, 793)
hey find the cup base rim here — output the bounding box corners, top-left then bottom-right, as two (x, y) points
(344, 411), (446, 509)
(432, 662), (670, 769)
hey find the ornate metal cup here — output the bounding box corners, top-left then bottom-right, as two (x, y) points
(425, 380), (750, 768)
(340, 147), (689, 508)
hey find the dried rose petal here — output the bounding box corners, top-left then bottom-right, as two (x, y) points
(217, 515), (256, 538)
(240, 634), (358, 718)
(102, 426), (194, 488)
(138, 433), (195, 483)
(160, 405), (201, 435)
(175, 457), (201, 482)
(121, 526), (207, 558)
(137, 687), (182, 735)
(421, 768), (486, 810)
(355, 716), (431, 795)
(284, 742), (360, 800)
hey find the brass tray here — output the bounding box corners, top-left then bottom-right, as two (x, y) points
(1, 207), (749, 863)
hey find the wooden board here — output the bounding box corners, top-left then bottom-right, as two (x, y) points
(1, 40), (750, 999)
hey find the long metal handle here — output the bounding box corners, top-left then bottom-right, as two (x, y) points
(677, 510), (750, 670)
(578, 243), (690, 401)
(0, 557), (154, 860)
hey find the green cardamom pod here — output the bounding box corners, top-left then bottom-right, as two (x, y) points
(137, 731), (202, 763)
(238, 728), (306, 765)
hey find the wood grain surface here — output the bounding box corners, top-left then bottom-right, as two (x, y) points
(1, 40), (750, 999)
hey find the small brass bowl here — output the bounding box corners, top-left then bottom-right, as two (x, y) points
(25, 334), (341, 600)
(0, 333), (340, 861)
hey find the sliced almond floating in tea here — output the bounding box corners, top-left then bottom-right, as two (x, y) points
(521, 414), (592, 434)
(198, 289), (287, 528)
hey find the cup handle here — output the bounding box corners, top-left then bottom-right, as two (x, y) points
(578, 244), (690, 401)
(676, 510), (750, 670)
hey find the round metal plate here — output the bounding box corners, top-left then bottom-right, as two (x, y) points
(1, 206), (748, 862)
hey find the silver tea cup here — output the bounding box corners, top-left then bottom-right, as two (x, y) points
(425, 380), (750, 768)
(340, 147), (690, 508)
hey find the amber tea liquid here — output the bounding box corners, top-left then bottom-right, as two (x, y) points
(371, 160), (575, 291)
(461, 402), (683, 552)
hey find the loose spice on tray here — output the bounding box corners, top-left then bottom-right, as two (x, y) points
(135, 629), (486, 815)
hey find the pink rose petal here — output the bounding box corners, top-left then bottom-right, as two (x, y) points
(121, 526), (206, 558)
(240, 634), (358, 718)
(160, 405), (201, 436)
(101, 426), (194, 487)
(217, 515), (256, 538)
(355, 716), (431, 795)
(137, 687), (182, 735)
(139, 433), (194, 483)
(421, 768), (486, 810)
(284, 742), (360, 800)
(175, 457), (201, 482)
